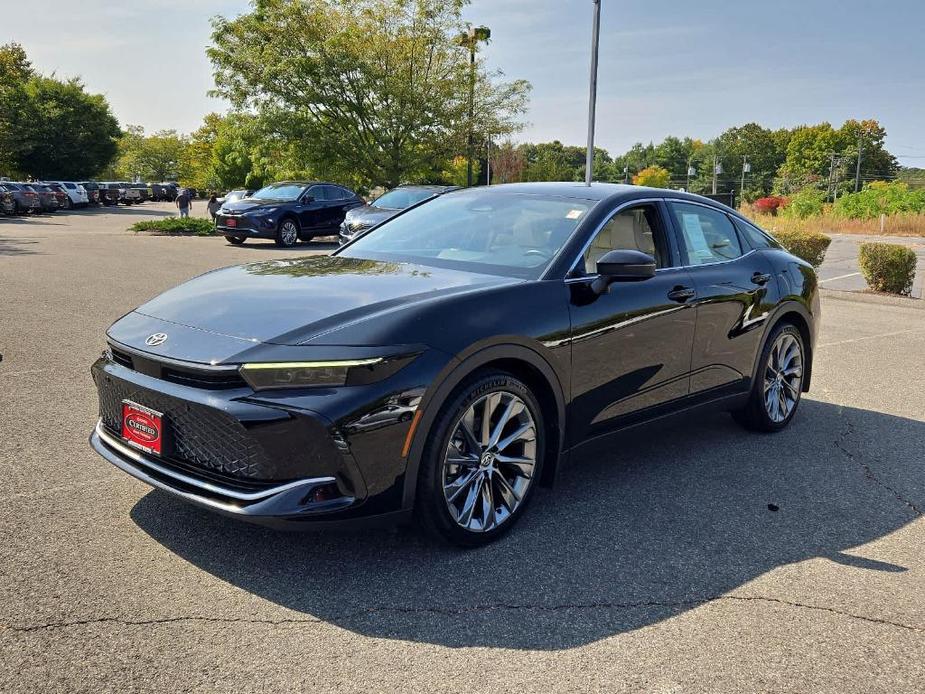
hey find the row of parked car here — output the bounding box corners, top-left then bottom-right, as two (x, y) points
(214, 182), (458, 248)
(0, 180), (201, 215)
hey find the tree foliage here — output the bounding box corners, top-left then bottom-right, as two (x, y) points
(632, 165), (670, 188)
(208, 0), (530, 189)
(0, 43), (120, 179)
(113, 126), (188, 181)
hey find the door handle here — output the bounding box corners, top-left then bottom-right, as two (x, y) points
(667, 286), (696, 302)
(751, 272), (771, 286)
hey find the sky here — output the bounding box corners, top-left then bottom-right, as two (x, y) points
(4, 0), (925, 166)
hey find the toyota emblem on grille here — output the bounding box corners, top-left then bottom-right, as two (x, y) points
(145, 333), (168, 347)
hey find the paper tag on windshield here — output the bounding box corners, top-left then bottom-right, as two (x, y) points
(566, 209), (584, 220)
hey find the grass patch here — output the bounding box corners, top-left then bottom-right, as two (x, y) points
(743, 209), (925, 237)
(130, 217), (216, 236)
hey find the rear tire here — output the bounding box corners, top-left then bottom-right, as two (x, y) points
(226, 236), (246, 245)
(275, 218), (299, 248)
(415, 370), (545, 547)
(733, 323), (805, 432)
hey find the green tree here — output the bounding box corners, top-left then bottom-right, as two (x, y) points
(0, 43), (34, 176)
(18, 76), (120, 179)
(114, 126), (188, 181)
(208, 0), (530, 189)
(441, 155), (479, 186)
(712, 123), (787, 199)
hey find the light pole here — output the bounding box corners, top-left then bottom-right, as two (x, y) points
(585, 0), (602, 186)
(460, 25), (491, 187)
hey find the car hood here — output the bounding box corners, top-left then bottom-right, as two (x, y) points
(343, 205), (399, 229)
(221, 198), (286, 214)
(109, 256), (519, 362)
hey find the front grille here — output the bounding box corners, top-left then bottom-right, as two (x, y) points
(162, 367), (247, 390)
(110, 347), (134, 370)
(97, 377), (278, 481)
(108, 345), (246, 390)
(218, 215), (251, 231)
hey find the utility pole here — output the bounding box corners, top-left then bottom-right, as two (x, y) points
(584, 0), (602, 186)
(741, 156), (750, 197)
(855, 133), (864, 192)
(486, 135), (491, 186)
(712, 155), (721, 195)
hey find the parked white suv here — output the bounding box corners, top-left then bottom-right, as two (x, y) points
(46, 181), (90, 209)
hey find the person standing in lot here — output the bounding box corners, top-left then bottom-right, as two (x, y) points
(176, 188), (191, 218)
(207, 192), (220, 221)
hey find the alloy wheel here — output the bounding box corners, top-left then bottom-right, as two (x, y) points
(280, 221), (298, 246)
(763, 332), (803, 423)
(442, 390), (537, 533)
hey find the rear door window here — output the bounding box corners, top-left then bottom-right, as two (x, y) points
(669, 202), (744, 265)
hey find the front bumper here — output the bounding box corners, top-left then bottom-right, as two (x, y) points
(216, 214), (275, 239)
(90, 357), (377, 525)
(91, 420), (357, 522)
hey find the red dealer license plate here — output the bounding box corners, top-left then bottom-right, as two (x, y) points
(121, 400), (164, 455)
(225, 218), (237, 227)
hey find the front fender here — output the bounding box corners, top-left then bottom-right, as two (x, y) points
(400, 339), (568, 509)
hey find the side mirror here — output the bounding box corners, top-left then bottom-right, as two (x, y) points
(591, 249), (656, 294)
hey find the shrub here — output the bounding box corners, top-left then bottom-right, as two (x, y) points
(780, 187), (825, 219)
(130, 217), (216, 236)
(772, 229), (832, 268)
(858, 242), (918, 295)
(753, 196), (788, 215)
(833, 181), (925, 220)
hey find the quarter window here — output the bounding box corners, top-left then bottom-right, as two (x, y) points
(733, 216), (780, 250)
(583, 204), (669, 273)
(669, 202), (744, 265)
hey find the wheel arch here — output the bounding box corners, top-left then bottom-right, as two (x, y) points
(401, 341), (568, 510)
(756, 302), (815, 392)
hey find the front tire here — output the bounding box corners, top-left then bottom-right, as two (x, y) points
(275, 218), (299, 247)
(225, 236), (246, 245)
(415, 370), (544, 547)
(733, 323), (805, 432)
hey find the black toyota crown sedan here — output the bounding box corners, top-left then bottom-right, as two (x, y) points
(338, 184), (459, 245)
(216, 181), (364, 247)
(90, 183), (818, 546)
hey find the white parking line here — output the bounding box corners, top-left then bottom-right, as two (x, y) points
(819, 327), (925, 348)
(819, 272), (862, 284)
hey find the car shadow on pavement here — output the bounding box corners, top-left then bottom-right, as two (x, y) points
(0, 237), (41, 255)
(221, 240), (340, 251)
(130, 399), (924, 650)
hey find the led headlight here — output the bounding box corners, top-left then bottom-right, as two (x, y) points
(239, 358), (384, 390)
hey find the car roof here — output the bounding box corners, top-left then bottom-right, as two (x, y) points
(445, 181), (736, 211)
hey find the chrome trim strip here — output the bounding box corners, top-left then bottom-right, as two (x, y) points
(562, 195), (759, 279)
(95, 420), (335, 502)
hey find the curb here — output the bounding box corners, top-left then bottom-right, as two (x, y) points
(820, 287), (924, 310)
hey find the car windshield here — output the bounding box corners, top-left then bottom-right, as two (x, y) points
(372, 188), (436, 210)
(339, 190), (595, 279)
(226, 190), (248, 202)
(251, 184), (305, 201)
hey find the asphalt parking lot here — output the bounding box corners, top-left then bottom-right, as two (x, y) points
(1, 205), (924, 692)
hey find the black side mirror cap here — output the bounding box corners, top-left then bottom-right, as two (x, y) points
(591, 249), (657, 293)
